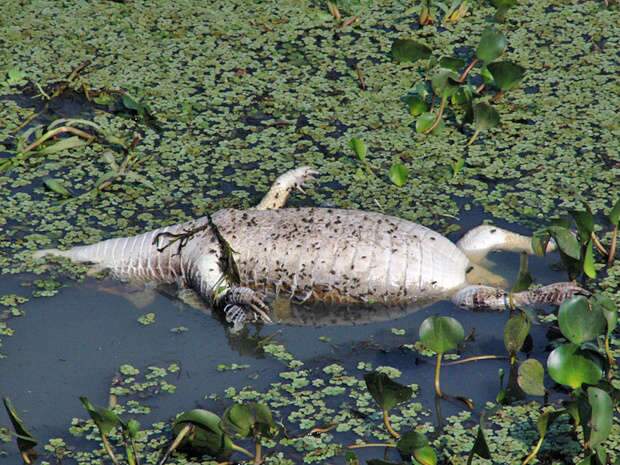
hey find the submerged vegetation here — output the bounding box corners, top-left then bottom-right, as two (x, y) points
(1, 0), (619, 463)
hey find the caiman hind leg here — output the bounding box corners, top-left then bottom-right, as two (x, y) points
(451, 282), (588, 311)
(215, 287), (272, 332)
(256, 166), (318, 210)
(457, 225), (556, 264)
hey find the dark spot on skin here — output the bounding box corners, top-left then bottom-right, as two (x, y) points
(466, 266), (474, 274)
(430, 237), (436, 241)
(490, 228), (496, 233)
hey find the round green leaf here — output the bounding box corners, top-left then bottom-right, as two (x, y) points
(504, 313), (531, 354)
(431, 68), (459, 98)
(592, 294), (618, 335)
(221, 403), (253, 437)
(547, 344), (603, 389)
(349, 137), (367, 162)
(587, 387), (613, 448)
(389, 163), (409, 187)
(438, 56), (465, 72)
(126, 419), (140, 438)
(173, 409), (233, 457)
(476, 29), (507, 63)
(480, 65), (495, 84)
(547, 226), (580, 259)
(396, 431), (428, 454)
(486, 61), (525, 91)
(391, 39), (432, 63)
(571, 208), (595, 239)
(473, 102), (500, 131)
(364, 372), (413, 412)
(414, 445), (438, 465)
(419, 316), (465, 354)
(416, 112), (436, 133)
(79, 397), (120, 435)
(583, 239), (596, 279)
(405, 95), (428, 116)
(517, 359), (545, 396)
(558, 296), (606, 344)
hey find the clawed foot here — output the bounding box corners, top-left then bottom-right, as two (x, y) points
(218, 287), (272, 332)
(528, 282), (590, 307)
(277, 166), (319, 194)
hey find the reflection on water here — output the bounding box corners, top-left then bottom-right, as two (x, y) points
(0, 212), (567, 461)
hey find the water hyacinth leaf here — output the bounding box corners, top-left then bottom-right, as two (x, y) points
(349, 137), (367, 162)
(431, 68), (459, 98)
(511, 252), (533, 293)
(547, 226), (580, 259)
(419, 316), (465, 354)
(504, 313), (531, 354)
(391, 39), (432, 63)
(531, 230), (551, 256)
(38, 136), (88, 155)
(571, 208), (595, 240)
(609, 198), (620, 225)
(79, 397), (120, 435)
(396, 430), (428, 454)
(363, 372), (413, 412)
(172, 409), (233, 456)
(413, 445), (437, 465)
(6, 68), (27, 86)
(222, 402), (276, 439)
(416, 112), (436, 133)
(587, 387), (613, 448)
(467, 420), (491, 462)
(344, 450), (359, 465)
(547, 344), (603, 389)
(480, 65), (495, 85)
(583, 239), (596, 279)
(473, 102), (500, 131)
(476, 28), (507, 62)
(439, 56), (465, 72)
(452, 158), (465, 176)
(517, 359), (545, 396)
(2, 397), (37, 455)
(404, 95), (428, 116)
(451, 84), (475, 106)
(537, 408), (565, 437)
(43, 178), (72, 197)
(486, 61), (525, 91)
(389, 163), (409, 187)
(126, 419), (140, 438)
(558, 296), (606, 344)
(592, 295), (618, 334)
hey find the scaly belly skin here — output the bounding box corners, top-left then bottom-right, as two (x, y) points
(213, 208), (469, 305)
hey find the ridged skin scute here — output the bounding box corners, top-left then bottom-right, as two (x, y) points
(212, 208), (469, 304)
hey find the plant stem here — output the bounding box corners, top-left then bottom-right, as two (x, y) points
(347, 442), (396, 449)
(607, 225), (618, 266)
(475, 83), (486, 94)
(101, 435), (121, 465)
(22, 126), (94, 153)
(434, 353), (444, 398)
(254, 441), (262, 465)
(458, 58), (478, 82)
(382, 410), (400, 439)
(231, 443), (255, 459)
(605, 335), (615, 380)
(466, 128), (481, 146)
(424, 96), (446, 134)
(444, 355), (507, 366)
(522, 436), (544, 465)
(157, 424), (193, 465)
(591, 232), (608, 256)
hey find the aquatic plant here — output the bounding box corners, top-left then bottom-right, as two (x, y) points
(393, 27), (525, 145)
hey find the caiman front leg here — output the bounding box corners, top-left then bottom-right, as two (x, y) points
(214, 286), (272, 332)
(256, 166), (319, 210)
(451, 282), (589, 311)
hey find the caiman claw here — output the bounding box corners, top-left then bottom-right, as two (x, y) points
(219, 287), (272, 331)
